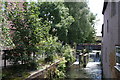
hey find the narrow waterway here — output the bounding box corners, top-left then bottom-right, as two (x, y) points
(66, 50), (102, 80)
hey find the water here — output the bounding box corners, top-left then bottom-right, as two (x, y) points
(66, 51), (102, 80)
(84, 62), (102, 80)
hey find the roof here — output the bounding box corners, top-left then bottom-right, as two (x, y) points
(102, 2), (108, 14)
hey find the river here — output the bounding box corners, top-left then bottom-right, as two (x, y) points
(65, 50), (102, 80)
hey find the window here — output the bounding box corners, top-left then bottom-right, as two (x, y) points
(115, 46), (120, 67)
(107, 20), (109, 33)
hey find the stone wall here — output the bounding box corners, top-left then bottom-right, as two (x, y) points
(27, 60), (61, 79)
(102, 2), (120, 78)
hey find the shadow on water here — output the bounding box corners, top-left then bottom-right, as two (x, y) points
(65, 50), (102, 80)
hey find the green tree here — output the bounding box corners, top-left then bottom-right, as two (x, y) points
(64, 2), (96, 45)
(4, 2), (50, 64)
(0, 2), (14, 47)
(4, 2), (74, 65)
(37, 2), (74, 43)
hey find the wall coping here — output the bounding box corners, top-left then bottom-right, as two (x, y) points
(114, 65), (120, 72)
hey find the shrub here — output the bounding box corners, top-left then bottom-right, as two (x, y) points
(54, 58), (67, 78)
(63, 45), (75, 64)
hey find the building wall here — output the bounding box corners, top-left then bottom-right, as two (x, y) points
(102, 2), (120, 78)
(115, 1), (120, 78)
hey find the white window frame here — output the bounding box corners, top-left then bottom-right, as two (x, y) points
(115, 46), (120, 71)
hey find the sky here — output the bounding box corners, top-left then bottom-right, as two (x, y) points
(88, 0), (104, 36)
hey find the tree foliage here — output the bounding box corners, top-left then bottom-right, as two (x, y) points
(4, 2), (52, 64)
(36, 2), (96, 46)
(4, 2), (75, 65)
(0, 2), (14, 47)
(37, 2), (74, 43)
(3, 1), (96, 67)
(64, 2), (96, 44)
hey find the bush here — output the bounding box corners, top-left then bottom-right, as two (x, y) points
(62, 45), (75, 65)
(54, 58), (67, 78)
